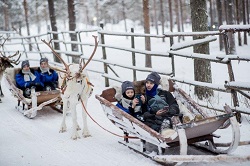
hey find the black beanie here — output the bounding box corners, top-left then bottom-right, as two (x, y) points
(121, 81), (134, 94)
(21, 60), (30, 69)
(146, 72), (161, 85)
(40, 57), (48, 64)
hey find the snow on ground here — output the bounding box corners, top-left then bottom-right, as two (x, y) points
(1, 23), (250, 166)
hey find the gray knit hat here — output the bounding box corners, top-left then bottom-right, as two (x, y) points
(40, 57), (48, 64)
(121, 81), (134, 94)
(21, 60), (30, 68)
(146, 72), (161, 85)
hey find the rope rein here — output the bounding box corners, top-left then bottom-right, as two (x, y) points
(80, 98), (138, 139)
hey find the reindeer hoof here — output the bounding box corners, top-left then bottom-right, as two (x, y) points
(77, 126), (81, 131)
(71, 133), (80, 140)
(59, 127), (67, 133)
(82, 131), (91, 138)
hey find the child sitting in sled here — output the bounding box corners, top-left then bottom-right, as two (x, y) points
(141, 72), (181, 135)
(15, 60), (44, 98)
(37, 57), (58, 91)
(116, 81), (146, 121)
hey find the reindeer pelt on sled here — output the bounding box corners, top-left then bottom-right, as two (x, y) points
(59, 64), (93, 140)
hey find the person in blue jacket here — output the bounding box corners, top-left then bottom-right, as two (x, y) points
(37, 57), (58, 91)
(116, 81), (145, 121)
(15, 60), (43, 98)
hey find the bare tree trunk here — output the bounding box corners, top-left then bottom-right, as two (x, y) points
(153, 0), (159, 35)
(209, 0), (214, 30)
(236, 0), (242, 46)
(23, 0), (32, 51)
(36, 0), (41, 34)
(221, 0), (227, 22)
(47, 0), (61, 63)
(226, 0), (236, 54)
(95, 0), (99, 26)
(242, 0), (247, 44)
(190, 0), (213, 100)
(3, 0), (9, 31)
(179, 0), (185, 40)
(143, 0), (151, 68)
(160, 0), (165, 42)
(216, 0), (224, 50)
(175, 0), (181, 42)
(122, 0), (128, 33)
(169, 0), (173, 32)
(67, 0), (79, 63)
(246, 0), (250, 25)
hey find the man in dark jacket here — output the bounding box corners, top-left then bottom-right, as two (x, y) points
(16, 60), (43, 98)
(141, 72), (180, 132)
(37, 57), (58, 91)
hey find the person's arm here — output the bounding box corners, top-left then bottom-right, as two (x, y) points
(164, 91), (180, 116)
(16, 73), (28, 88)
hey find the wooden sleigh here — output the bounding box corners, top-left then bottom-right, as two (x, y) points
(95, 79), (249, 165)
(4, 67), (62, 118)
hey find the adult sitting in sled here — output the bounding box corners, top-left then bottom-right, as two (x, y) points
(37, 57), (58, 91)
(15, 60), (43, 98)
(116, 81), (146, 121)
(141, 72), (180, 134)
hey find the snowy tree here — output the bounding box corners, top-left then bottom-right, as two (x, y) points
(190, 0), (213, 100)
(47, 0), (60, 63)
(143, 0), (151, 68)
(67, 0), (79, 63)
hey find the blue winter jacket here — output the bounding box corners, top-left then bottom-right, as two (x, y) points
(37, 68), (58, 86)
(15, 69), (43, 89)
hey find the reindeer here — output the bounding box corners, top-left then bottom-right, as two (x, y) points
(0, 38), (21, 102)
(41, 36), (98, 139)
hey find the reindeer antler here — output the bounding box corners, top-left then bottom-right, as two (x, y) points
(41, 39), (70, 74)
(79, 35), (98, 73)
(7, 51), (21, 65)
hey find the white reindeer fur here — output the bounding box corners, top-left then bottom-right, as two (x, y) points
(59, 64), (93, 140)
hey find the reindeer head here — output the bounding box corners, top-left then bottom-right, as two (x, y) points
(0, 51), (21, 71)
(41, 36), (98, 94)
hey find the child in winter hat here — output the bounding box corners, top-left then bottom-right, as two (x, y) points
(121, 81), (135, 96)
(40, 57), (48, 64)
(146, 72), (161, 85)
(21, 60), (30, 69)
(116, 81), (142, 116)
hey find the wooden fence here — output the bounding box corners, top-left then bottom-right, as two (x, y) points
(0, 25), (250, 115)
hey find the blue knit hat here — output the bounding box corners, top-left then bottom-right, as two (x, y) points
(21, 60), (30, 68)
(146, 72), (161, 85)
(121, 81), (134, 94)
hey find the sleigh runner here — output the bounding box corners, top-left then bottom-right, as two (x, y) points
(95, 79), (249, 165)
(4, 67), (62, 118)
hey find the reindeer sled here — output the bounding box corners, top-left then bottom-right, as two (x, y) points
(3, 67), (62, 118)
(95, 79), (250, 165)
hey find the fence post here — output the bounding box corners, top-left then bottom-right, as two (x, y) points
(100, 23), (109, 87)
(131, 28), (136, 81)
(33, 36), (42, 58)
(169, 36), (175, 76)
(21, 38), (28, 58)
(223, 33), (239, 107)
(78, 31), (84, 61)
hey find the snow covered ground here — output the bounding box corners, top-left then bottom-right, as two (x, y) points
(1, 22), (250, 166)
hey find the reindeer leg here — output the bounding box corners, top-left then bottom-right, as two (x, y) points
(71, 102), (80, 140)
(82, 99), (91, 138)
(59, 99), (68, 133)
(0, 85), (4, 97)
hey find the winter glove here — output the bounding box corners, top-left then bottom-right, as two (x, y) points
(35, 82), (41, 87)
(143, 112), (155, 120)
(29, 82), (35, 86)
